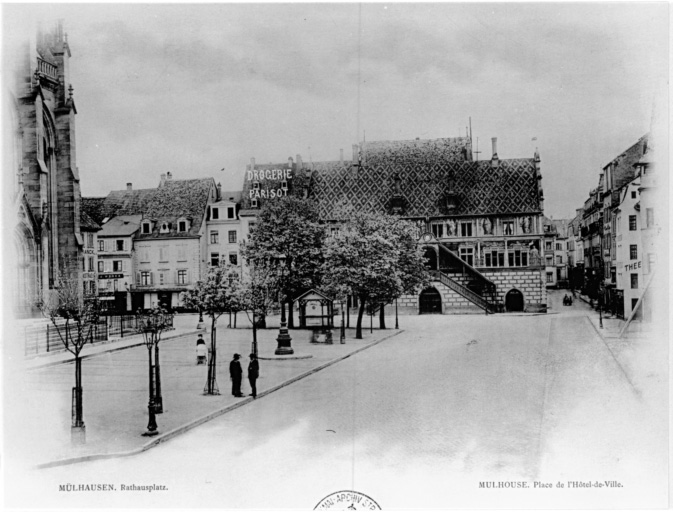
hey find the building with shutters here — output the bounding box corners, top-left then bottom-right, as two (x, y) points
(80, 211), (101, 299)
(205, 189), (243, 269)
(240, 136), (547, 314)
(95, 215), (141, 311)
(83, 173), (218, 311)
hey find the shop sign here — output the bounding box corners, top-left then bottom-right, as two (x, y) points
(247, 168), (292, 199)
(98, 273), (124, 279)
(624, 261), (641, 272)
(84, 248), (95, 254)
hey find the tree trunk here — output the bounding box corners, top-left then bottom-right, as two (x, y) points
(356, 297), (366, 339)
(234, 311), (237, 328)
(205, 317), (218, 394)
(73, 355), (84, 428)
(287, 297), (295, 329)
(379, 303), (386, 329)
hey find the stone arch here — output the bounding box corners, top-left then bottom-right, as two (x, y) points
(422, 245), (438, 271)
(14, 222), (38, 317)
(505, 288), (525, 312)
(419, 286), (442, 314)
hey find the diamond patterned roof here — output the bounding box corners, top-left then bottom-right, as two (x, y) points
(307, 156), (542, 220)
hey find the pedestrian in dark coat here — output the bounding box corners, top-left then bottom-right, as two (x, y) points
(229, 353), (243, 397)
(248, 353), (259, 398)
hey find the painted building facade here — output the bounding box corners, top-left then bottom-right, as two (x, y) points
(239, 137), (547, 314)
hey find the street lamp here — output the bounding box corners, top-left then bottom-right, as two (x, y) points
(274, 254), (293, 355)
(599, 288), (604, 329)
(137, 313), (159, 436)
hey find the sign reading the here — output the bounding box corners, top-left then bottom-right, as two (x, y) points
(624, 261), (642, 272)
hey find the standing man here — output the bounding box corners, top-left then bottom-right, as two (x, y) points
(229, 353), (243, 397)
(248, 353), (259, 398)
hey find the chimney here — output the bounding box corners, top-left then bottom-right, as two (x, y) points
(217, 182), (222, 200)
(288, 157), (294, 168)
(126, 183), (132, 191)
(352, 144), (359, 164)
(250, 157), (256, 170)
(160, 173), (166, 186)
(491, 137), (499, 167)
(340, 149), (344, 164)
(296, 154), (303, 169)
(166, 172), (172, 180)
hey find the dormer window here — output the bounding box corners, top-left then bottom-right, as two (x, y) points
(160, 222), (170, 233)
(251, 198), (258, 208)
(142, 221), (152, 234)
(227, 207), (235, 219)
(177, 218), (189, 233)
(212, 207), (219, 220)
(281, 180), (288, 190)
(252, 181), (260, 190)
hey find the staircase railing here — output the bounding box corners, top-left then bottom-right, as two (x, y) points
(437, 244), (497, 298)
(430, 270), (496, 313)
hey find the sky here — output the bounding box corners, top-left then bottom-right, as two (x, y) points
(2, 3), (668, 219)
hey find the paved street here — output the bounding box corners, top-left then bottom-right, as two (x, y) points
(5, 291), (668, 510)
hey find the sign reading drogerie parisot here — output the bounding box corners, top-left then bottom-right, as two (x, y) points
(248, 168), (292, 199)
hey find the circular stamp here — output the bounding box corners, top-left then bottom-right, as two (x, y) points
(314, 490), (381, 510)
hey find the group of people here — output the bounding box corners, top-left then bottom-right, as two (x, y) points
(563, 294), (574, 306)
(195, 334), (259, 399)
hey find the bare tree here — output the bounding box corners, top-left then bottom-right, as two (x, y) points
(38, 260), (102, 443)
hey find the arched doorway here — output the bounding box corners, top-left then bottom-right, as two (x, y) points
(419, 287), (442, 314)
(423, 246), (438, 270)
(505, 289), (524, 312)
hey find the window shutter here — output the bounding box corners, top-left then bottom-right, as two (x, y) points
(186, 270), (190, 284)
(150, 272), (154, 285)
(136, 272), (141, 285)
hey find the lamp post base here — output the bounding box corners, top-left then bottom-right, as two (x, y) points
(71, 425), (86, 444)
(275, 331), (294, 355)
(142, 429), (159, 437)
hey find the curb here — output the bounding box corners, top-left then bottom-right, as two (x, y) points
(26, 330), (200, 371)
(258, 354), (313, 360)
(36, 329), (404, 469)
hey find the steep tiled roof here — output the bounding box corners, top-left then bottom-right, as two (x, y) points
(604, 134), (649, 198)
(304, 155), (541, 220)
(82, 197), (107, 225)
(95, 178), (215, 239)
(361, 137), (472, 166)
(98, 215), (142, 237)
(219, 190), (242, 203)
(79, 210), (101, 231)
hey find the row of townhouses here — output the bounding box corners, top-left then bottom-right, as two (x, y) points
(565, 133), (661, 321)
(74, 136), (553, 315)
